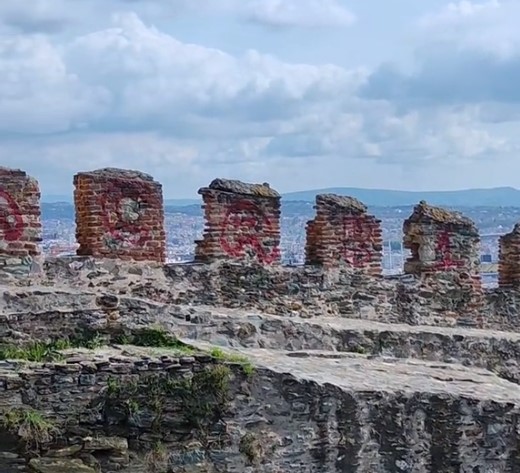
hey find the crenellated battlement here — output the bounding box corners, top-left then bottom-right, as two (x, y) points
(1, 166), (520, 328)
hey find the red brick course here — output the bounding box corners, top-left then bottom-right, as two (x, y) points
(73, 168), (165, 263)
(195, 179), (281, 265)
(499, 223), (520, 288)
(305, 194), (383, 273)
(0, 167), (41, 258)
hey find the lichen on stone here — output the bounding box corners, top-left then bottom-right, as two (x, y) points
(202, 178), (280, 198)
(315, 193), (367, 213)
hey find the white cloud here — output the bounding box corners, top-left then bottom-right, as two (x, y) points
(0, 0), (356, 34)
(417, 0), (520, 57)
(61, 13), (360, 136)
(242, 0), (356, 28)
(0, 10), (518, 196)
(419, 0), (500, 27)
(0, 34), (108, 133)
(363, 0), (520, 113)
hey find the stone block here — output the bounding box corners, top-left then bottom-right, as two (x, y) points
(73, 168), (165, 263)
(403, 200), (483, 322)
(403, 200), (480, 276)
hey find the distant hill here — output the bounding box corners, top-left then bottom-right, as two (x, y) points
(164, 199), (200, 206)
(41, 186), (520, 213)
(282, 187), (520, 207)
(41, 202), (74, 220)
(41, 195), (74, 204)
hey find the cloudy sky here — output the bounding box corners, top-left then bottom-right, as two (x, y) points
(1, 0), (519, 198)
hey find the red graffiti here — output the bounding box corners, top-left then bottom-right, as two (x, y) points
(99, 190), (150, 249)
(0, 190), (24, 242)
(220, 201), (280, 264)
(434, 230), (464, 270)
(341, 217), (373, 268)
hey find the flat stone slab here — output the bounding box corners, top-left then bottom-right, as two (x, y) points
(188, 342), (520, 404)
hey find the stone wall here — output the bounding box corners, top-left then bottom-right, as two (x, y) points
(6, 283), (520, 385)
(8, 166), (520, 330)
(195, 179), (281, 265)
(0, 346), (520, 473)
(499, 223), (520, 288)
(1, 331), (520, 472)
(305, 194), (382, 273)
(403, 200), (483, 324)
(73, 168), (165, 263)
(0, 167), (41, 263)
(1, 256), (519, 333)
(0, 349), (251, 472)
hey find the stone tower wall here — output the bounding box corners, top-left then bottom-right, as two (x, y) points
(8, 166), (520, 303)
(73, 168), (166, 263)
(195, 179), (281, 264)
(0, 167), (41, 261)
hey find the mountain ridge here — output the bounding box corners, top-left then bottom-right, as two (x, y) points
(281, 186), (520, 207)
(41, 186), (520, 208)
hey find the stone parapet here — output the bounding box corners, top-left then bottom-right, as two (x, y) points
(73, 168), (166, 262)
(499, 223), (520, 288)
(305, 194), (383, 273)
(403, 200), (480, 276)
(3, 255), (520, 470)
(195, 178), (281, 264)
(0, 167), (41, 261)
(3, 257), (520, 333)
(403, 201), (483, 323)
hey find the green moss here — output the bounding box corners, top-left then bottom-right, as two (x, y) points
(348, 345), (367, 354)
(106, 377), (121, 396)
(210, 347), (255, 376)
(103, 365), (232, 441)
(0, 342), (64, 362)
(0, 330), (108, 362)
(1, 408), (57, 451)
(125, 399), (141, 419)
(114, 328), (194, 354)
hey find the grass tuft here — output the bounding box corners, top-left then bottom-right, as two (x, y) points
(114, 328), (194, 354)
(0, 330), (108, 362)
(209, 347), (255, 376)
(144, 441), (169, 472)
(1, 408), (57, 451)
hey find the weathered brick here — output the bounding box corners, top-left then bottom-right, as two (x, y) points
(305, 194), (383, 273)
(73, 168), (166, 263)
(195, 178), (281, 265)
(0, 166), (42, 259)
(403, 200), (482, 323)
(499, 224), (520, 288)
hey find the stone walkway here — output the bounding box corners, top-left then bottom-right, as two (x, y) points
(187, 340), (520, 404)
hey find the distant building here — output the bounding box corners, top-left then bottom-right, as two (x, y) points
(480, 254), (493, 263)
